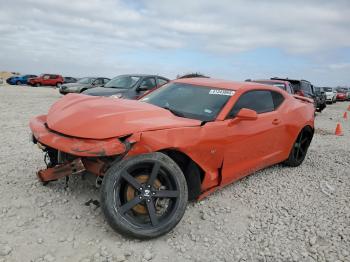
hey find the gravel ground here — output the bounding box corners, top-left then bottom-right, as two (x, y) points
(0, 85), (349, 262)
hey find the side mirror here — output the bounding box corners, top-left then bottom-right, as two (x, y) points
(236, 108), (258, 121)
(137, 86), (149, 92)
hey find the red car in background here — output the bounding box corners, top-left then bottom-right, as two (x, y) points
(336, 88), (347, 101)
(28, 74), (64, 87)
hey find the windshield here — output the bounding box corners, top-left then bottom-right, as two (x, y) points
(105, 75), (140, 89)
(140, 83), (234, 121)
(323, 87), (333, 92)
(337, 88), (347, 93)
(77, 77), (94, 84)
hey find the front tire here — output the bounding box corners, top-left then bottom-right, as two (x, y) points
(100, 152), (188, 239)
(35, 83), (41, 87)
(16, 80), (21, 85)
(56, 82), (62, 88)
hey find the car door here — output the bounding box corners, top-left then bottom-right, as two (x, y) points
(42, 74), (51, 85)
(221, 90), (286, 185)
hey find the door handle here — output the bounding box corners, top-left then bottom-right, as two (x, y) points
(272, 119), (281, 125)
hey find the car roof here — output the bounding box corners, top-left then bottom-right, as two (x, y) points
(173, 77), (269, 91)
(117, 74), (169, 79)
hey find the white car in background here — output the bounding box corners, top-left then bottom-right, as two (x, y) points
(323, 87), (337, 103)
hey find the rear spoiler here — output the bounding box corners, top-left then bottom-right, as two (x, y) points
(292, 95), (314, 104)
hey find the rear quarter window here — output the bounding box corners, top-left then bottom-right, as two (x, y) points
(271, 91), (285, 109)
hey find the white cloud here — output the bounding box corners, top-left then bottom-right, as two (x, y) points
(0, 0), (349, 84)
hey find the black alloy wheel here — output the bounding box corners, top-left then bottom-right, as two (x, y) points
(101, 152), (188, 239)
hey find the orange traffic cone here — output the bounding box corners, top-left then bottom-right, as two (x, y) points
(344, 112), (348, 120)
(335, 123), (343, 136)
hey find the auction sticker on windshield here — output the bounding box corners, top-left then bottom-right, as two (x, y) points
(209, 89), (235, 96)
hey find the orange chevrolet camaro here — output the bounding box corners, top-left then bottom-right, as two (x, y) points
(29, 78), (315, 238)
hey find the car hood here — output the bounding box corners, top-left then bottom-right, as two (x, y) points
(46, 94), (201, 139)
(83, 87), (126, 96)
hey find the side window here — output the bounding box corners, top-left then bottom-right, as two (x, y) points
(140, 77), (156, 90)
(157, 78), (169, 87)
(301, 82), (312, 93)
(103, 78), (110, 84)
(43, 75), (50, 80)
(49, 75), (57, 79)
(94, 78), (103, 85)
(228, 90), (275, 118)
(286, 84), (293, 94)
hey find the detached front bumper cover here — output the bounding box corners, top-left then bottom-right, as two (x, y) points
(30, 115), (127, 157)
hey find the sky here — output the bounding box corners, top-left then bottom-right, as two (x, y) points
(0, 0), (350, 86)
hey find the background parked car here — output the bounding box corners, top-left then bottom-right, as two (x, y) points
(28, 74), (64, 87)
(246, 79), (294, 94)
(314, 87), (327, 112)
(59, 77), (110, 94)
(338, 87), (350, 100)
(336, 87), (347, 101)
(6, 74), (37, 85)
(63, 77), (78, 84)
(323, 87), (337, 103)
(271, 77), (315, 99)
(271, 77), (317, 110)
(83, 74), (170, 99)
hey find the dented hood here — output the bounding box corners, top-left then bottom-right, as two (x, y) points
(47, 94), (201, 139)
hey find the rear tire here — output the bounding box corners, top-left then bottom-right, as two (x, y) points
(35, 83), (41, 87)
(101, 152), (188, 239)
(283, 127), (313, 167)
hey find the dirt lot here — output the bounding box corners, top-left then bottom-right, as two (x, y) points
(0, 85), (349, 262)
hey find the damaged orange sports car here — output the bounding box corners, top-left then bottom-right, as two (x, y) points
(29, 78), (315, 238)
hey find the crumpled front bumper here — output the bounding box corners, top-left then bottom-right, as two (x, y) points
(30, 115), (127, 157)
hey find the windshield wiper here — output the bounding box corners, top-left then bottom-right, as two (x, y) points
(162, 106), (185, 117)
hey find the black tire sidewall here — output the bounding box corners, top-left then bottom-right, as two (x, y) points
(100, 152), (188, 239)
(283, 128), (312, 167)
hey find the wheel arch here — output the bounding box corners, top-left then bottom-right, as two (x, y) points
(160, 149), (204, 201)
